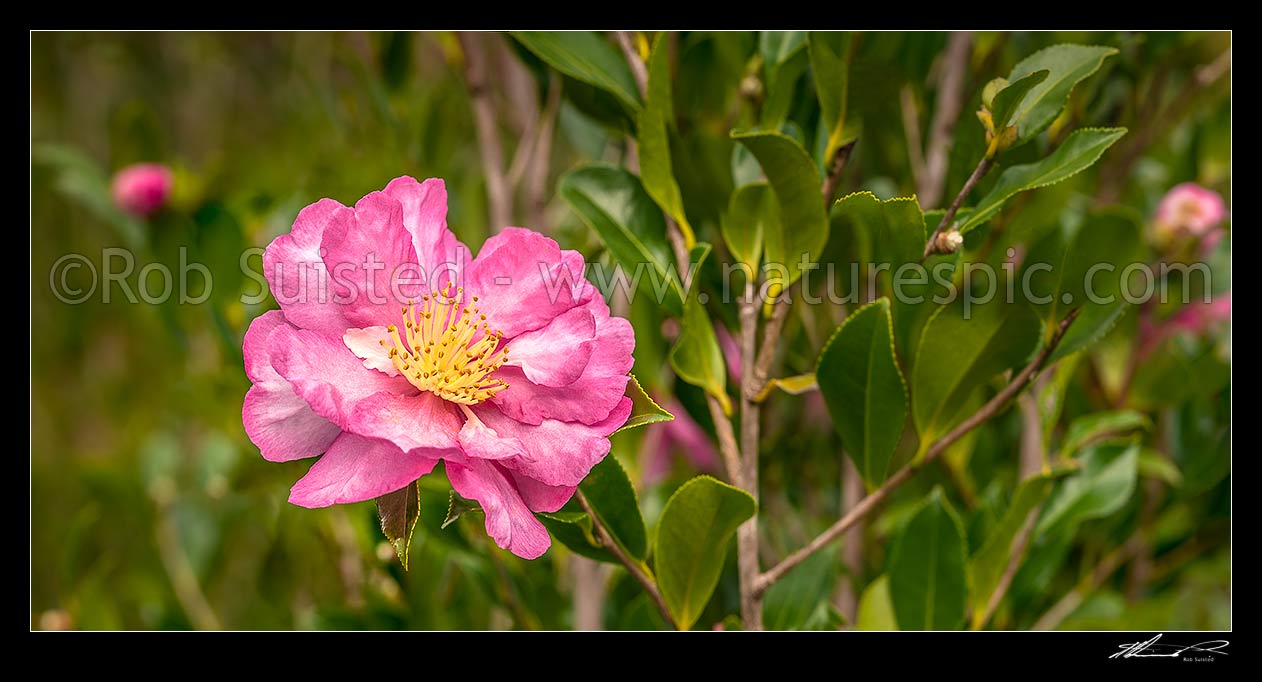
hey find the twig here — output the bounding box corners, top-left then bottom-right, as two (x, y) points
(972, 503), (1042, 630)
(754, 308), (1082, 596)
(737, 285), (763, 629)
(615, 31), (648, 97)
(155, 507), (221, 630)
(457, 32), (512, 230)
(525, 77), (563, 230)
(576, 491), (677, 629)
(747, 295), (792, 401)
(920, 32), (973, 208)
(922, 156), (993, 260)
(820, 139), (857, 204)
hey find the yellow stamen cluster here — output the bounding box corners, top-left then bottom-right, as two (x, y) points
(380, 282), (509, 405)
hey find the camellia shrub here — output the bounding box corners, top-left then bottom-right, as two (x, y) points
(31, 31), (1230, 632)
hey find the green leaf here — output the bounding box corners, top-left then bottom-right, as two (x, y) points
(912, 299), (1041, 447)
(1059, 410), (1151, 459)
(988, 70), (1050, 132)
(755, 372), (818, 402)
(33, 143), (146, 250)
(616, 374), (676, 434)
(442, 491), (482, 530)
(731, 130), (829, 293)
(968, 474), (1056, 627)
(887, 488), (969, 630)
(1005, 44), (1118, 146)
(511, 32), (642, 115)
(1023, 208), (1144, 353)
(537, 511), (616, 563)
(808, 31), (856, 161)
(558, 164), (684, 315)
(1036, 442), (1139, 536)
(721, 182), (775, 271)
(760, 31), (808, 68)
(1137, 447), (1182, 487)
(958, 127), (1127, 233)
(668, 243), (731, 415)
(832, 191), (926, 280)
(759, 32), (809, 129)
(638, 32), (695, 247)
(578, 454), (647, 560)
(376, 482), (421, 569)
(855, 575), (898, 630)
(817, 298), (908, 489)
(655, 475), (757, 630)
(763, 546), (837, 631)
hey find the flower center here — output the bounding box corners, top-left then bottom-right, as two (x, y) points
(380, 283), (509, 405)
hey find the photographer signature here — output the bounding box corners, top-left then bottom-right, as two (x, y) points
(1110, 634), (1230, 659)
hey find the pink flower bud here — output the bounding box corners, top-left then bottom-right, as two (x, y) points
(1168, 292), (1232, 336)
(111, 163), (173, 217)
(1153, 182), (1226, 240)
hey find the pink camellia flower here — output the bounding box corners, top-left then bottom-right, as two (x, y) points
(1168, 292), (1232, 336)
(242, 176), (634, 559)
(111, 163), (174, 217)
(1153, 182), (1227, 241)
(639, 397), (720, 484)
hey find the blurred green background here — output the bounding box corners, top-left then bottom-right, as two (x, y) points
(31, 31), (1229, 630)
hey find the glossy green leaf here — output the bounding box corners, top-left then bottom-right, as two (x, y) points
(888, 488), (969, 630)
(617, 374), (676, 434)
(578, 454), (647, 560)
(376, 482), (421, 569)
(988, 70), (1049, 132)
(1005, 44), (1118, 146)
(1036, 442), (1139, 536)
(668, 243), (732, 415)
(759, 32), (809, 129)
(537, 511), (616, 563)
(968, 474), (1056, 627)
(808, 31), (856, 161)
(855, 575), (898, 630)
(817, 298), (908, 489)
(832, 191), (926, 277)
(1059, 410), (1151, 459)
(558, 164), (684, 315)
(442, 491), (482, 530)
(1137, 447), (1183, 487)
(959, 127), (1127, 233)
(511, 32), (642, 115)
(912, 299), (1041, 447)
(655, 476), (757, 630)
(721, 182), (775, 270)
(731, 130), (828, 292)
(638, 32), (695, 247)
(763, 546), (837, 631)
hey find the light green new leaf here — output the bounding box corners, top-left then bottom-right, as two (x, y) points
(1036, 442), (1139, 537)
(1137, 447), (1183, 487)
(731, 130), (829, 293)
(817, 298), (908, 489)
(668, 243), (731, 414)
(989, 70), (1049, 132)
(888, 488), (969, 630)
(958, 127), (1127, 233)
(855, 575), (898, 630)
(638, 32), (695, 247)
(511, 32), (643, 115)
(376, 482), (421, 569)
(578, 454), (648, 560)
(655, 476), (757, 630)
(558, 164), (684, 315)
(1005, 44), (1118, 146)
(1059, 410), (1151, 459)
(912, 299), (1041, 447)
(808, 31), (856, 161)
(616, 374), (676, 434)
(755, 373), (818, 402)
(968, 474), (1057, 627)
(721, 182), (775, 271)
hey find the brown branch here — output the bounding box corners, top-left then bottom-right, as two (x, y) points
(525, 77), (564, 230)
(754, 308), (1082, 596)
(923, 155), (993, 260)
(615, 31), (649, 97)
(920, 32), (973, 208)
(457, 32), (512, 231)
(972, 503), (1042, 630)
(737, 286), (763, 629)
(747, 285), (793, 401)
(821, 139), (857, 205)
(576, 491), (678, 630)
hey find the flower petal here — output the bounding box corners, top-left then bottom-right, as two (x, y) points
(458, 407), (530, 460)
(346, 391), (463, 456)
(343, 326), (399, 376)
(507, 471), (575, 513)
(502, 305), (597, 387)
(467, 227), (594, 339)
(382, 176), (471, 281)
(289, 432), (439, 507)
(242, 311), (341, 462)
(490, 296), (635, 425)
(473, 396), (632, 487)
(320, 191), (423, 328)
(263, 199), (355, 337)
(445, 458), (552, 559)
(270, 325), (416, 429)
